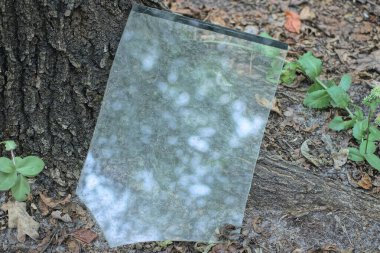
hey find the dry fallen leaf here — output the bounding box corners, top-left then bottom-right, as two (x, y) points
(39, 193), (71, 208)
(67, 239), (81, 253)
(358, 173), (372, 190)
(300, 6), (316, 20)
(73, 229), (98, 244)
(332, 148), (349, 169)
(38, 198), (50, 216)
(1, 201), (39, 242)
(51, 210), (72, 222)
(252, 217), (263, 234)
(300, 139), (324, 167)
(302, 124), (319, 132)
(284, 10), (301, 33)
(255, 94), (282, 115)
(208, 9), (228, 27)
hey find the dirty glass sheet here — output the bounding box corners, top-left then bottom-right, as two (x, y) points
(77, 4), (287, 247)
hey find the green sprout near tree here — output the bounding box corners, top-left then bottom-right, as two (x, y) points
(281, 52), (380, 171)
(0, 140), (45, 201)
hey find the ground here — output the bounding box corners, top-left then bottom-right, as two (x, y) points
(1, 0), (380, 252)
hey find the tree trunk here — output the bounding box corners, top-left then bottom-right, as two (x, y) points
(0, 0), (137, 189)
(245, 154), (380, 250)
(1, 1), (379, 251)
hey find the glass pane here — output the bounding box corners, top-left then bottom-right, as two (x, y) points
(77, 4), (287, 247)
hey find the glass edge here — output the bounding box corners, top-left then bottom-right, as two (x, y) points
(131, 3), (288, 51)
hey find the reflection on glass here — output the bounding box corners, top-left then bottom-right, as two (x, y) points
(77, 4), (287, 247)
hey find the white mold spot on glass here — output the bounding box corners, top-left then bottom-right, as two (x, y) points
(157, 81), (168, 92)
(219, 94), (231, 104)
(168, 88), (178, 98)
(198, 127), (216, 137)
(175, 92), (190, 106)
(197, 83), (210, 97)
(167, 136), (178, 145)
(142, 54), (157, 71)
(85, 174), (99, 190)
(187, 136), (209, 152)
(141, 125), (152, 135)
(168, 71), (178, 84)
(180, 155), (189, 164)
(235, 116), (264, 138)
(229, 135), (240, 148)
(189, 184), (211, 196)
(134, 170), (159, 192)
(179, 174), (197, 188)
(111, 101), (123, 111)
(123, 31), (134, 41)
(232, 100), (246, 114)
(236, 117), (255, 137)
(101, 148), (114, 159)
(162, 112), (177, 129)
(211, 151), (221, 159)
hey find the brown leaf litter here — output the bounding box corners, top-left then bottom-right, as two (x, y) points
(1, 201), (39, 242)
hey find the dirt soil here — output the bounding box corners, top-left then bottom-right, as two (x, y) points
(1, 0), (380, 252)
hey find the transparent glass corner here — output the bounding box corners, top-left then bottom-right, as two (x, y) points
(77, 4), (288, 247)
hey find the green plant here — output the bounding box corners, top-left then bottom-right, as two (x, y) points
(281, 52), (380, 171)
(0, 140), (44, 201)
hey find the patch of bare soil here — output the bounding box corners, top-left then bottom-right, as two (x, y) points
(1, 0), (380, 252)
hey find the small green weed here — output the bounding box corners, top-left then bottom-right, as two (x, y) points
(281, 52), (380, 171)
(0, 140), (44, 201)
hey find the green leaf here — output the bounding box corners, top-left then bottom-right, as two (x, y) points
(2, 140), (17, 151)
(339, 74), (352, 91)
(354, 107), (364, 121)
(359, 140), (376, 155)
(0, 157), (15, 173)
(369, 125), (380, 141)
(14, 156), (22, 164)
(15, 156), (45, 177)
(304, 90), (331, 109)
(328, 116), (355, 131)
(266, 60), (283, 84)
(11, 174), (30, 201)
(348, 147), (365, 162)
(0, 170), (17, 191)
(280, 62), (298, 85)
(353, 119), (368, 141)
(365, 153), (380, 171)
(307, 82), (323, 93)
(297, 52), (322, 80)
(326, 85), (350, 108)
(307, 80), (335, 93)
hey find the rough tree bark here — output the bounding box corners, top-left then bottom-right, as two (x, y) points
(1, 0), (379, 251)
(246, 154), (380, 250)
(0, 0), (138, 189)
